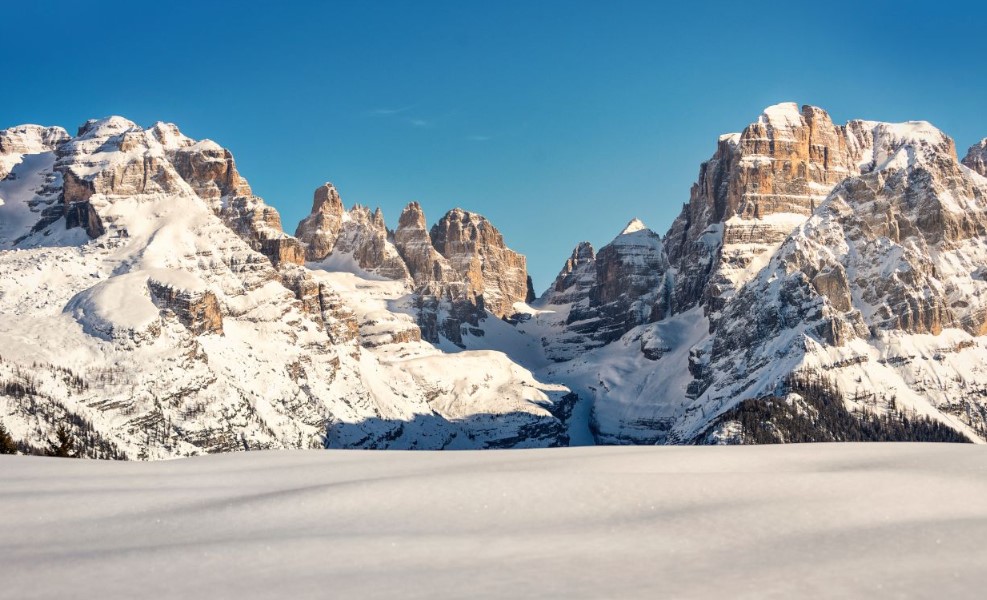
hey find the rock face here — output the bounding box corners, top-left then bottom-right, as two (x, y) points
(664, 103), (876, 314)
(29, 117), (307, 268)
(295, 183), (409, 277)
(963, 139), (987, 177)
(393, 203), (479, 346)
(0, 125), (69, 180)
(147, 278), (224, 336)
(295, 187), (532, 311)
(542, 241), (596, 306)
(410, 206), (532, 344)
(393, 202), (457, 286)
(294, 183), (346, 261)
(566, 219), (669, 344)
(332, 205), (410, 280)
(429, 208), (531, 318)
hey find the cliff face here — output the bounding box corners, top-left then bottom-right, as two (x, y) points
(294, 183), (345, 261)
(963, 139), (987, 177)
(563, 220), (669, 345)
(429, 208), (531, 319)
(295, 184), (410, 280)
(663, 103), (879, 315)
(542, 241), (596, 306)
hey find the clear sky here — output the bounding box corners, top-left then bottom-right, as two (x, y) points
(3, 1), (985, 290)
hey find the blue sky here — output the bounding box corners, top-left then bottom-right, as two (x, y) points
(3, 1), (985, 289)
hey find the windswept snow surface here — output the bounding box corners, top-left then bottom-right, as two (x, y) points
(3, 444), (987, 599)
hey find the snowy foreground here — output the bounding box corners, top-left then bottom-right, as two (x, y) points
(2, 445), (986, 599)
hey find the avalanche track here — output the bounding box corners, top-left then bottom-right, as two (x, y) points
(2, 444), (986, 599)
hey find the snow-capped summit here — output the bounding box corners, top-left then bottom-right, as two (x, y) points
(619, 218), (648, 235)
(757, 101), (805, 133)
(75, 115), (139, 139)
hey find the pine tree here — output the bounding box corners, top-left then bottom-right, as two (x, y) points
(46, 425), (77, 458)
(0, 421), (17, 455)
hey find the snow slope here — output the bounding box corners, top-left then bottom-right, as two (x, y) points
(2, 444), (986, 599)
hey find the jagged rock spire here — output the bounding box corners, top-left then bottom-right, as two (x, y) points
(295, 183), (346, 261)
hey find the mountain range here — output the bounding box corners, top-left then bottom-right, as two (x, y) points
(1, 102), (985, 458)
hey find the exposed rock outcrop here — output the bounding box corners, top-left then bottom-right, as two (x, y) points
(393, 202), (478, 345)
(429, 208), (530, 318)
(169, 139), (252, 201)
(295, 184), (410, 278)
(394, 202), (457, 286)
(963, 139), (987, 177)
(41, 117), (307, 267)
(334, 206), (410, 279)
(279, 267), (360, 345)
(148, 278), (224, 335)
(295, 183), (346, 261)
(564, 219), (669, 344)
(542, 241), (596, 306)
(664, 103), (876, 314)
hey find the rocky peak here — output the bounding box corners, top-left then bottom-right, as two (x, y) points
(663, 103), (877, 316)
(539, 241), (597, 314)
(589, 221), (667, 311)
(963, 138), (987, 177)
(863, 121), (957, 173)
(170, 140), (252, 202)
(710, 116), (985, 383)
(333, 204), (411, 280)
(620, 218), (648, 235)
(554, 220), (669, 347)
(394, 202), (455, 286)
(546, 241), (595, 294)
(76, 116), (140, 139)
(397, 200), (427, 229)
(429, 208), (530, 318)
(294, 183), (346, 261)
(294, 184), (412, 279)
(7, 116), (306, 268)
(312, 182), (344, 214)
(391, 202), (476, 344)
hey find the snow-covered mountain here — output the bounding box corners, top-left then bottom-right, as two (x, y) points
(0, 118), (570, 458)
(524, 103), (987, 445)
(2, 103), (986, 457)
